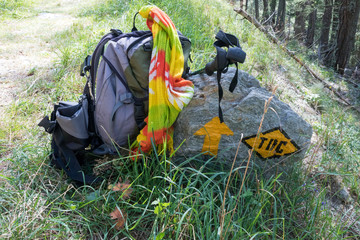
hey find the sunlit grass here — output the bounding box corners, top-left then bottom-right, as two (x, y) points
(0, 0), (37, 19)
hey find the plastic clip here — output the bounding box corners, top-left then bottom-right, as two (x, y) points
(80, 55), (92, 77)
(110, 29), (123, 36)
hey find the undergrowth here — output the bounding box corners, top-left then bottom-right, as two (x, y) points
(1, 0), (360, 239)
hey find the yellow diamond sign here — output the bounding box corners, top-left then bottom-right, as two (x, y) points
(242, 127), (300, 159)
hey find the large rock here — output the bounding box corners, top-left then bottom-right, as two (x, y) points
(173, 68), (313, 175)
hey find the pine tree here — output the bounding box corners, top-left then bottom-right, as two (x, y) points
(270, 0), (277, 24)
(305, 3), (317, 48)
(255, 0), (259, 19)
(319, 0), (333, 63)
(334, 0), (360, 73)
(323, 0), (341, 67)
(263, 0), (269, 20)
(294, 1), (306, 41)
(275, 0), (286, 32)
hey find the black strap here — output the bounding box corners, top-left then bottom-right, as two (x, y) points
(134, 99), (147, 130)
(216, 69), (224, 123)
(132, 12), (140, 32)
(102, 55), (131, 92)
(211, 31), (243, 122)
(214, 30), (240, 48)
(216, 30), (242, 93)
(52, 126), (101, 185)
(214, 30), (240, 93)
(229, 62), (238, 93)
(38, 116), (56, 134)
(214, 46), (228, 123)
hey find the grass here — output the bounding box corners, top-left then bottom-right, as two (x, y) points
(1, 0), (360, 239)
(0, 0), (37, 19)
(0, 143), (336, 239)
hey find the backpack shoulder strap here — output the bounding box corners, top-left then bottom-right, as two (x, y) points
(90, 29), (123, 88)
(82, 29), (123, 134)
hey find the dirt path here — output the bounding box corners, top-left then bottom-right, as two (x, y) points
(0, 0), (92, 119)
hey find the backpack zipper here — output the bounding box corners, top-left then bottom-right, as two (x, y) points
(102, 55), (131, 92)
(126, 32), (153, 55)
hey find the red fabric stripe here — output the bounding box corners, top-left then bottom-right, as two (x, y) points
(149, 8), (175, 29)
(155, 51), (166, 78)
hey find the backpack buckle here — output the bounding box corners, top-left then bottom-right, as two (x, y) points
(38, 116), (56, 134)
(110, 29), (123, 36)
(143, 41), (152, 52)
(80, 55), (92, 77)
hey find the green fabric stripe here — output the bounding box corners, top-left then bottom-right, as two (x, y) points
(148, 104), (178, 130)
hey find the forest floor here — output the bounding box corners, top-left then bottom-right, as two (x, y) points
(1, 0), (360, 238)
(0, 0), (88, 124)
(0, 0), (91, 178)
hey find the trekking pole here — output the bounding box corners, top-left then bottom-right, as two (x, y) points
(189, 67), (206, 76)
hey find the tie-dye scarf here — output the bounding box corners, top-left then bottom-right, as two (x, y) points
(134, 5), (194, 153)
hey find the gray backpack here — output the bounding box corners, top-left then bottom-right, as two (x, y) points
(39, 25), (191, 184)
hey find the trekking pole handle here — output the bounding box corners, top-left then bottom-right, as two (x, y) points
(226, 47), (246, 64)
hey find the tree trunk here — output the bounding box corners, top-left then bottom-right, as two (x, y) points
(245, 0), (249, 11)
(330, 0), (341, 45)
(240, 0), (244, 9)
(305, 5), (317, 48)
(294, 2), (306, 41)
(275, 0), (285, 32)
(234, 8), (356, 108)
(263, 0), (269, 20)
(324, 0), (341, 67)
(270, 0), (276, 13)
(334, 0), (360, 74)
(270, 0), (276, 24)
(319, 0), (333, 63)
(255, 0), (259, 19)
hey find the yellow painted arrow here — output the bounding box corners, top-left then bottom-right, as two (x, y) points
(194, 117), (234, 156)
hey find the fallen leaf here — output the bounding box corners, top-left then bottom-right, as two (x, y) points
(112, 180), (130, 191)
(121, 188), (133, 199)
(110, 207), (127, 230)
(108, 179), (133, 199)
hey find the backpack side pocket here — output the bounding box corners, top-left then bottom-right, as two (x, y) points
(55, 96), (89, 150)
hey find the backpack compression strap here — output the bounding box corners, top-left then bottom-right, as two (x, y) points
(52, 126), (101, 185)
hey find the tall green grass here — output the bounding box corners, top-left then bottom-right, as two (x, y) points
(0, 142), (340, 239)
(1, 0), (360, 239)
